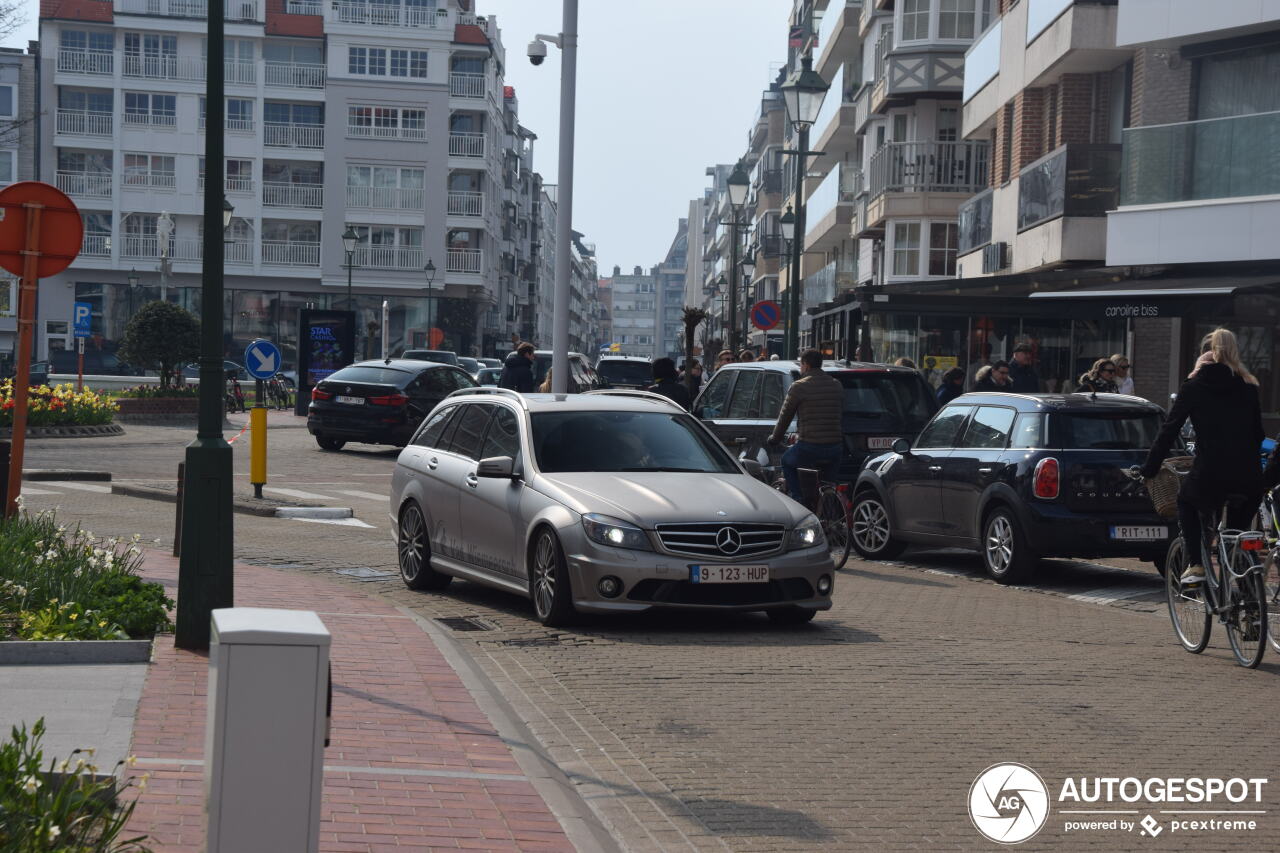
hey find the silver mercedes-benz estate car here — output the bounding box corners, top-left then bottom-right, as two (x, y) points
(389, 388), (834, 626)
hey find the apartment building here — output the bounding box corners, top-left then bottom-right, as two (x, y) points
(653, 220), (687, 360)
(605, 265), (658, 359)
(0, 44), (36, 355)
(742, 81), (786, 353)
(34, 0), (563, 370)
(698, 163), (735, 355)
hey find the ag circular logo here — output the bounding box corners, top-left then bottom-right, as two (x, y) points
(968, 763), (1050, 844)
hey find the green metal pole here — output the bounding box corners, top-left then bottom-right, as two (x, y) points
(176, 0), (233, 651)
(786, 125), (809, 360)
(728, 217), (740, 353)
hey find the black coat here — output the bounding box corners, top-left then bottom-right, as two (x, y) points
(648, 378), (691, 411)
(498, 352), (535, 393)
(1008, 361), (1040, 393)
(1141, 363), (1264, 509)
(936, 383), (965, 406)
(1076, 376), (1118, 393)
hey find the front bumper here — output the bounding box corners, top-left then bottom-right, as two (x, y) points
(560, 527), (835, 614)
(1018, 501), (1173, 559)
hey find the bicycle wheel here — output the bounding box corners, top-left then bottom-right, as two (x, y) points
(1224, 563), (1267, 669)
(815, 487), (852, 570)
(1164, 537), (1210, 653)
(1264, 553), (1280, 654)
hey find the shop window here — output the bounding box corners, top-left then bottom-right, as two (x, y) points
(892, 222), (921, 276)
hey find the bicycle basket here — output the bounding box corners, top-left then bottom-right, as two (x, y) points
(1145, 456), (1194, 518)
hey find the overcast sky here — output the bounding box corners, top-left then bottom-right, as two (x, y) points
(3, 0), (790, 274)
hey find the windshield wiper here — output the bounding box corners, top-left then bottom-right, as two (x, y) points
(618, 467), (707, 472)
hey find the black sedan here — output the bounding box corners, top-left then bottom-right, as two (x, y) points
(849, 392), (1174, 582)
(307, 359), (476, 451)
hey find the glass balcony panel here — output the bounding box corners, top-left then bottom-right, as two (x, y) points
(1017, 144), (1120, 231)
(963, 18), (1001, 102)
(958, 187), (993, 254)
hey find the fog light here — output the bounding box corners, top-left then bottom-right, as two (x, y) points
(816, 574), (832, 596)
(598, 576), (623, 598)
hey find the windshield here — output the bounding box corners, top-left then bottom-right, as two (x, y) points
(836, 372), (937, 433)
(598, 361), (653, 386)
(1053, 412), (1163, 449)
(322, 366), (408, 386)
(531, 411), (738, 474)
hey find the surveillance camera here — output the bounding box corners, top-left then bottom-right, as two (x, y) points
(527, 39), (547, 66)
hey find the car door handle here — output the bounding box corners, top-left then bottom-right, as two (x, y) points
(729, 436), (748, 445)
(427, 456), (438, 470)
(465, 473), (478, 488)
(978, 467), (993, 474)
(928, 465), (942, 472)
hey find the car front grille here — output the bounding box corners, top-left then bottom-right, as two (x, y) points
(653, 522), (786, 559)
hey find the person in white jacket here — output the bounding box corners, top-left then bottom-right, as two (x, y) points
(1110, 353), (1134, 395)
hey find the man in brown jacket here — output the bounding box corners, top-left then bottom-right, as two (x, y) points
(768, 349), (844, 502)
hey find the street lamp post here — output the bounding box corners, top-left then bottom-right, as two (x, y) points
(725, 162), (750, 353)
(342, 226), (358, 311)
(423, 258), (437, 347)
(176, 0), (232, 651)
(740, 251), (756, 349)
(779, 56), (830, 359)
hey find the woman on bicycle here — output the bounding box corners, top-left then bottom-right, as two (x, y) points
(1141, 328), (1264, 585)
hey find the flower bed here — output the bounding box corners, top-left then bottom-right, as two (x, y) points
(0, 382), (118, 428)
(117, 385), (200, 400)
(0, 508), (173, 642)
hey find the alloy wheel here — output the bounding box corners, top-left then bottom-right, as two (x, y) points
(399, 506), (424, 582)
(533, 533), (557, 619)
(985, 515), (1014, 576)
(852, 498), (889, 554)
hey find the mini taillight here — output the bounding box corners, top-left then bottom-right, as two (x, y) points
(368, 393), (409, 407)
(311, 387), (332, 401)
(1239, 534), (1266, 552)
(1033, 457), (1059, 499)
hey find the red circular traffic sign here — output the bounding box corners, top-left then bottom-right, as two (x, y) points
(0, 182), (83, 278)
(751, 300), (782, 331)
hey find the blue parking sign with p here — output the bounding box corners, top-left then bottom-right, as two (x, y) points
(72, 302), (92, 338)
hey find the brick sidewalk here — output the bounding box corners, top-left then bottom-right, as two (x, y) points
(123, 551), (575, 852)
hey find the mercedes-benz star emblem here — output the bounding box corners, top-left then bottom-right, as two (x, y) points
(715, 527), (742, 555)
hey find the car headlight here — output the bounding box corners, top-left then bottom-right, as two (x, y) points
(581, 513), (652, 551)
(788, 514), (825, 550)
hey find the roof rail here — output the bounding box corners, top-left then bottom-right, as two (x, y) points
(582, 389), (683, 409)
(445, 387), (529, 409)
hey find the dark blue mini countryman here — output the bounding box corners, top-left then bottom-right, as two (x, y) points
(849, 392), (1174, 582)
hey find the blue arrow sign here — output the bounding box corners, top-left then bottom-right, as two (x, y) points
(73, 302), (92, 338)
(244, 339), (281, 380)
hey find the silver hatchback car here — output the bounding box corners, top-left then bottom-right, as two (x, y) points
(389, 388), (834, 626)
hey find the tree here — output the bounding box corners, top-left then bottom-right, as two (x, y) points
(681, 306), (708, 398)
(117, 302), (200, 389)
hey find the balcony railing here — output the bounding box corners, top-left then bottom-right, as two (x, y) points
(56, 110), (113, 137)
(225, 61), (256, 85)
(447, 191), (484, 216)
(448, 132), (486, 158)
(762, 169), (784, 195)
(285, 0), (321, 13)
(57, 48), (113, 75)
(122, 54), (205, 82)
(82, 234), (111, 257)
(347, 122), (426, 141)
(449, 72), (486, 98)
(446, 248), (483, 273)
(868, 140), (990, 197)
(261, 241), (321, 266)
(121, 235), (161, 259)
(264, 122), (324, 149)
(332, 2), (441, 28)
(123, 171), (176, 189)
(197, 175), (255, 192)
(123, 111), (177, 129)
(352, 245), (424, 270)
(113, 0), (260, 20)
(1019, 143), (1120, 231)
(265, 61), (325, 89)
(874, 23), (893, 83)
(263, 182), (323, 208)
(958, 187), (993, 254)
(56, 171), (113, 197)
(346, 186), (425, 210)
(224, 241), (253, 264)
(1119, 110), (1280, 206)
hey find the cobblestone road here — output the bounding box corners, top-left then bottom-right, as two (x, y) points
(21, 420), (1280, 851)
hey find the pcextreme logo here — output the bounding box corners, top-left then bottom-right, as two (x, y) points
(968, 763), (1051, 844)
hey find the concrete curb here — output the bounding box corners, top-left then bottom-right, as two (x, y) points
(24, 470), (113, 482)
(108, 482), (320, 518)
(0, 424), (124, 439)
(0, 638), (154, 665)
(274, 506), (353, 519)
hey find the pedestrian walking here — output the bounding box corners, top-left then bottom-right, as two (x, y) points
(973, 361), (1010, 391)
(937, 366), (966, 405)
(538, 368), (554, 393)
(648, 357), (691, 410)
(715, 350), (735, 372)
(739, 348), (756, 363)
(1110, 353), (1134, 395)
(1009, 343), (1040, 393)
(499, 341), (537, 392)
(1076, 358), (1119, 393)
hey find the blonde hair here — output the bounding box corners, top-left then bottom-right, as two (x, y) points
(538, 368), (553, 393)
(1200, 328), (1258, 385)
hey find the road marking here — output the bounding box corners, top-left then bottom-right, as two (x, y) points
(1066, 585), (1159, 604)
(263, 486), (335, 500)
(336, 490), (391, 502)
(18, 487), (63, 495)
(52, 482), (111, 493)
(290, 517), (376, 529)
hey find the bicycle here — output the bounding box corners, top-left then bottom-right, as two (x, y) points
(761, 445), (852, 571)
(264, 376), (294, 410)
(1256, 486), (1280, 654)
(1132, 466), (1269, 668)
(225, 372), (246, 414)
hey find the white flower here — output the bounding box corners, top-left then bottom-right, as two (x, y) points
(137, 772), (150, 792)
(125, 755), (137, 767)
(57, 525), (66, 535)
(34, 540), (44, 550)
(128, 546), (140, 556)
(21, 775), (41, 794)
(47, 825), (60, 842)
(153, 538), (162, 546)
(56, 760), (69, 772)
(131, 534), (142, 544)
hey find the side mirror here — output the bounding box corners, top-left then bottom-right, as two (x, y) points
(740, 458), (764, 480)
(891, 438), (912, 455)
(477, 455), (517, 479)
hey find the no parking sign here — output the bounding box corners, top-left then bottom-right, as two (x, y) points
(751, 300), (782, 331)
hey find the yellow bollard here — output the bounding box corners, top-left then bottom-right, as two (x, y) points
(250, 401), (267, 499)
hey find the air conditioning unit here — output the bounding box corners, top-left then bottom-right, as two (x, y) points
(981, 242), (1009, 274)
